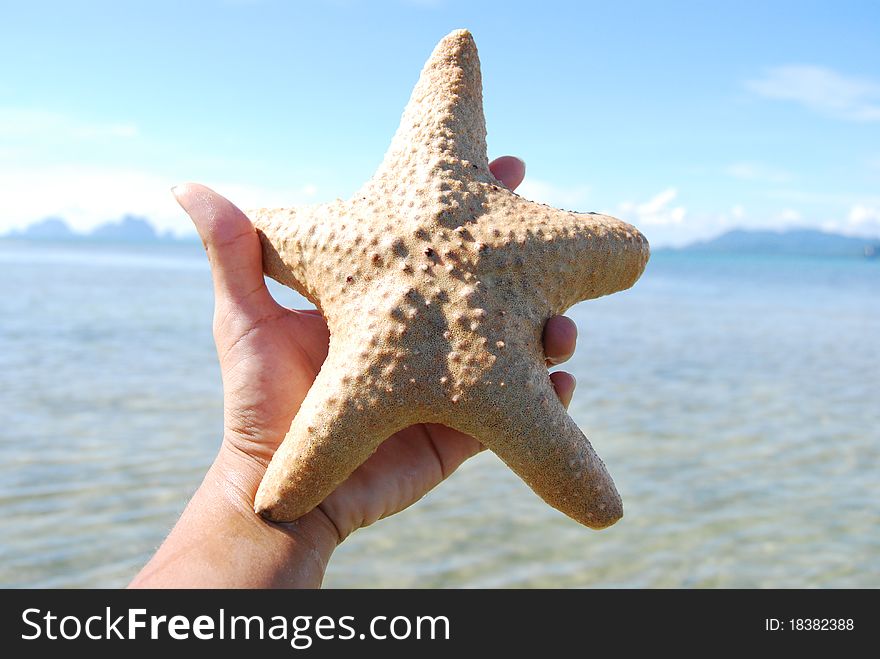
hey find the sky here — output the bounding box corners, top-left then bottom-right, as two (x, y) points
(1, 0), (878, 246)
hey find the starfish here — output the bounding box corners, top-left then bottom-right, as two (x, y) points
(246, 29), (649, 529)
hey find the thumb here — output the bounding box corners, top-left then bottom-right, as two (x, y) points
(173, 182), (272, 310)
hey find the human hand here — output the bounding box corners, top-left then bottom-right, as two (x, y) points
(135, 157), (579, 587)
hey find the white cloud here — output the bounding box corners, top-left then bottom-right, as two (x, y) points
(823, 205), (880, 238)
(849, 205), (879, 226)
(712, 205), (747, 230)
(619, 188), (686, 226)
(726, 162), (793, 183)
(0, 108), (139, 142)
(0, 106), (324, 236)
(0, 164), (319, 236)
(746, 65), (880, 121)
(767, 189), (850, 205)
(516, 179), (592, 210)
(778, 208), (802, 223)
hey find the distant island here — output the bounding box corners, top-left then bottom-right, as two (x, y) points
(3, 219), (878, 258)
(2, 216), (193, 243)
(675, 228), (879, 259)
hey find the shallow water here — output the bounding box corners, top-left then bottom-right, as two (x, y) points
(1, 241), (877, 587)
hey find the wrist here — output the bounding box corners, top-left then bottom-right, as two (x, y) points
(130, 440), (339, 588)
(207, 442), (341, 582)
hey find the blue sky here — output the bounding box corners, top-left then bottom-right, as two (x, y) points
(1, 0), (878, 246)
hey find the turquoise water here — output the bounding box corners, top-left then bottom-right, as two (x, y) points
(1, 240), (878, 587)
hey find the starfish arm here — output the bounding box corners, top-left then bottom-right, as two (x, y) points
(451, 359), (623, 529)
(472, 193), (650, 314)
(247, 203), (349, 309)
(254, 332), (417, 523)
(367, 29), (495, 194)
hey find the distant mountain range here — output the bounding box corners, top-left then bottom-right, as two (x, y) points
(3, 218), (879, 258)
(675, 228), (879, 259)
(2, 216), (190, 243)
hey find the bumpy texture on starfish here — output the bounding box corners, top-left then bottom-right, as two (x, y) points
(247, 29), (649, 529)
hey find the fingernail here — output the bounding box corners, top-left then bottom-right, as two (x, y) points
(170, 184), (205, 248)
(171, 184), (187, 209)
(547, 351), (573, 366)
(562, 375), (576, 410)
(171, 183), (198, 219)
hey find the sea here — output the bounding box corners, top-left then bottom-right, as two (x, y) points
(1, 239), (877, 588)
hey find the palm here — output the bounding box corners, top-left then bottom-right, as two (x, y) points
(215, 305), (328, 462)
(217, 300), (481, 536)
